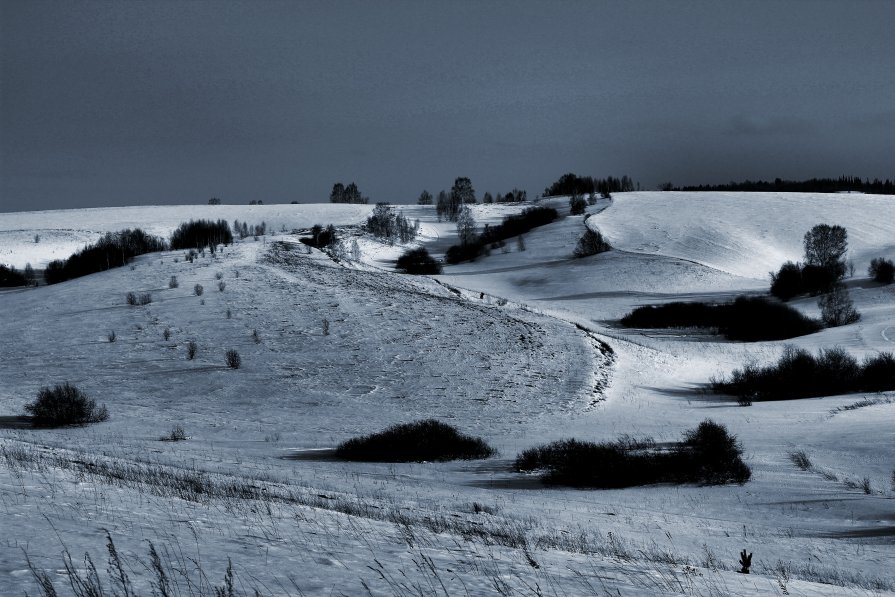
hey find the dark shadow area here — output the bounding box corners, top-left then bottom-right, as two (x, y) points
(0, 415), (34, 429)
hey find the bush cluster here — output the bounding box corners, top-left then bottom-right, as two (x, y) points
(170, 219), (232, 251)
(573, 228), (612, 258)
(231, 219), (266, 239)
(396, 248), (442, 275)
(515, 420), (749, 487)
(0, 264), (28, 287)
(869, 257), (895, 284)
(445, 206), (558, 264)
(299, 224), (338, 249)
(24, 383), (108, 427)
(126, 292), (152, 306)
(770, 262), (841, 300)
(335, 419), (495, 462)
(45, 229), (167, 284)
(713, 346), (895, 401)
(621, 296), (822, 341)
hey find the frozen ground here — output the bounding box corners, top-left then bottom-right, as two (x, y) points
(1, 194), (894, 596)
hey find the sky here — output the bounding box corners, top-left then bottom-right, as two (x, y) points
(1, 0), (894, 212)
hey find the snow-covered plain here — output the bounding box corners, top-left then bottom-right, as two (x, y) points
(1, 194), (894, 596)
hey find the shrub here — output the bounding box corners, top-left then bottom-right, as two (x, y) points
(163, 327), (171, 341)
(713, 345), (891, 401)
(107, 330), (117, 343)
(169, 275), (179, 289)
(194, 284), (204, 296)
(126, 292), (152, 306)
(621, 297), (821, 341)
(573, 228), (611, 258)
(215, 272), (224, 280)
(160, 425), (187, 441)
(299, 224), (338, 249)
(862, 352), (895, 391)
(869, 257), (895, 284)
(336, 419), (495, 462)
(396, 248), (442, 274)
(515, 421), (749, 487)
(818, 285), (860, 326)
(43, 229), (166, 284)
(186, 341), (198, 360)
(770, 261), (803, 301)
(24, 383), (108, 427)
(569, 193), (586, 215)
(170, 219), (232, 251)
(252, 329), (260, 343)
(0, 264), (28, 287)
(226, 349), (241, 369)
(218, 281), (226, 292)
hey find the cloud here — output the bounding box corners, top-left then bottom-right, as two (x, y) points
(724, 114), (815, 136)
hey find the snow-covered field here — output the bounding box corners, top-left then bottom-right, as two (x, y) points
(1, 194), (894, 596)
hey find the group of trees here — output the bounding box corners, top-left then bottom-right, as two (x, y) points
(330, 182), (368, 204)
(366, 203), (419, 244)
(232, 219), (266, 239)
(45, 229), (168, 285)
(170, 219), (233, 251)
(444, 206), (559, 264)
(770, 223), (860, 327)
(671, 176), (895, 195)
(434, 177), (475, 221)
(543, 173), (637, 197)
(423, 178), (530, 219)
(770, 224), (849, 300)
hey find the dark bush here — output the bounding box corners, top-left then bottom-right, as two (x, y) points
(869, 257), (895, 284)
(194, 284), (204, 296)
(713, 345), (892, 401)
(335, 419), (495, 462)
(44, 229), (167, 284)
(818, 285), (860, 326)
(299, 224), (338, 249)
(0, 264), (28, 287)
(621, 297), (821, 341)
(170, 219), (232, 251)
(769, 261), (803, 301)
(24, 383), (109, 427)
(186, 341), (198, 360)
(396, 248), (442, 275)
(515, 421), (749, 487)
(573, 228), (612, 258)
(226, 349), (241, 369)
(126, 292), (152, 306)
(861, 353), (895, 392)
(770, 262), (840, 300)
(444, 207), (558, 264)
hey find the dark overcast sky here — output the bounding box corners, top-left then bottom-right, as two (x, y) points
(2, 0), (894, 211)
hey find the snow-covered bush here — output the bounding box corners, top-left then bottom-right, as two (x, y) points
(126, 292), (152, 306)
(24, 383), (108, 427)
(169, 275), (179, 289)
(336, 419), (495, 462)
(194, 284), (204, 296)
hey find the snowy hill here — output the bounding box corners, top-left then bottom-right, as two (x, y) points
(1, 194), (894, 596)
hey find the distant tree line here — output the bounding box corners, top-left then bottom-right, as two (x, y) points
(45, 229), (167, 284)
(170, 219), (233, 251)
(670, 176), (895, 195)
(543, 173), (636, 197)
(423, 177), (530, 219)
(330, 182), (368, 204)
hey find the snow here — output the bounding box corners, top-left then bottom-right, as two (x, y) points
(1, 194), (894, 596)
